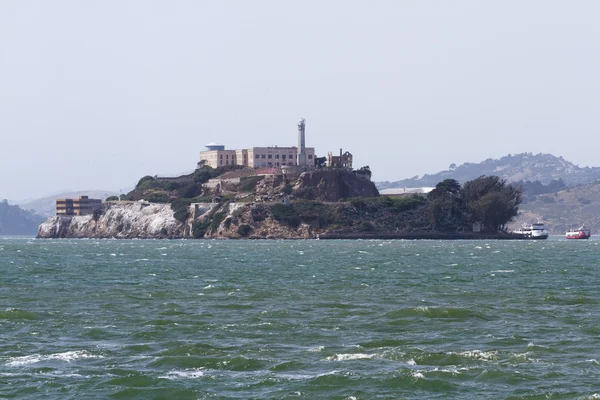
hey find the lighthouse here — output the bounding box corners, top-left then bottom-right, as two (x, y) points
(297, 118), (307, 166)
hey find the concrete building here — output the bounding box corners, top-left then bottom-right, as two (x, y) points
(199, 119), (315, 168)
(327, 149), (353, 169)
(56, 196), (102, 216)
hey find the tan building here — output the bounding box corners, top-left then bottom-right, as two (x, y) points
(200, 146), (316, 168)
(327, 149), (353, 169)
(56, 196), (102, 216)
(199, 119), (316, 169)
(248, 146), (315, 168)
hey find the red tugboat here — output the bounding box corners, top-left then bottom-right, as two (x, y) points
(565, 225), (591, 239)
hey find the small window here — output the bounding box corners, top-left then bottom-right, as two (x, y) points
(261, 154), (266, 159)
(226, 154), (229, 159)
(282, 154), (286, 159)
(226, 160), (229, 165)
(308, 155), (313, 159)
(220, 154), (223, 159)
(268, 162), (272, 166)
(275, 154), (279, 159)
(255, 154), (260, 159)
(268, 154), (272, 159)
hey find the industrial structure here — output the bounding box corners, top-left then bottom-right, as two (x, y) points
(56, 196), (102, 216)
(199, 119), (315, 168)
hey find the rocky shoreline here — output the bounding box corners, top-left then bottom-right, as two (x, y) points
(37, 201), (535, 240)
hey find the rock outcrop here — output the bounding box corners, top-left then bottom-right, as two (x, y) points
(294, 169), (379, 201)
(37, 202), (185, 239)
(37, 200), (321, 239)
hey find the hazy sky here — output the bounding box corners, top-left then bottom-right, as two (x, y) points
(2, 1), (600, 201)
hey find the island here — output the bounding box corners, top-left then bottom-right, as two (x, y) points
(37, 165), (523, 240)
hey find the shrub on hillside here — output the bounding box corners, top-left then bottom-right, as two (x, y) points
(237, 224), (252, 236)
(271, 203), (300, 227)
(145, 193), (169, 203)
(239, 176), (264, 192)
(192, 220), (210, 238)
(170, 199), (191, 222)
(210, 212), (226, 233)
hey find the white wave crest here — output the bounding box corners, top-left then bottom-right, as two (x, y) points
(161, 369), (205, 379)
(6, 351), (102, 366)
(453, 350), (498, 361)
(411, 371), (425, 379)
(327, 353), (375, 361)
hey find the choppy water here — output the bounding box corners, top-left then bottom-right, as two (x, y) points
(2, 237), (600, 399)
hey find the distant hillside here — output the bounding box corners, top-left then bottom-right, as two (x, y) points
(0, 200), (45, 235)
(17, 190), (119, 217)
(377, 153), (600, 189)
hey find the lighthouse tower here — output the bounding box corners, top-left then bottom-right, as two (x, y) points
(297, 118), (307, 166)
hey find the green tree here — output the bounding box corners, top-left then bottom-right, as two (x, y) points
(462, 176), (522, 232)
(427, 179), (465, 231)
(354, 165), (372, 179)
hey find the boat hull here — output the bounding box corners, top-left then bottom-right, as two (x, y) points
(565, 232), (591, 239)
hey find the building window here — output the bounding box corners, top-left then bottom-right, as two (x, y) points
(268, 162), (272, 166)
(255, 154), (259, 159)
(261, 154), (266, 159)
(275, 154), (279, 159)
(282, 154), (286, 159)
(220, 160), (223, 165)
(308, 155), (313, 159)
(268, 154), (272, 159)
(226, 154), (229, 159)
(226, 160), (229, 165)
(220, 154), (223, 159)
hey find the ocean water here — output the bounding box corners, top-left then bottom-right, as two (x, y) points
(1, 237), (600, 399)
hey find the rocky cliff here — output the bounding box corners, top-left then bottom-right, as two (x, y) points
(37, 200), (321, 239)
(294, 169), (378, 201)
(37, 202), (185, 239)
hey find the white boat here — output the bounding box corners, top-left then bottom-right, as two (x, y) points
(565, 225), (591, 239)
(513, 222), (549, 239)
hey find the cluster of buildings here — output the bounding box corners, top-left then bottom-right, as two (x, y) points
(56, 196), (102, 216)
(199, 119), (352, 170)
(55, 120), (355, 216)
